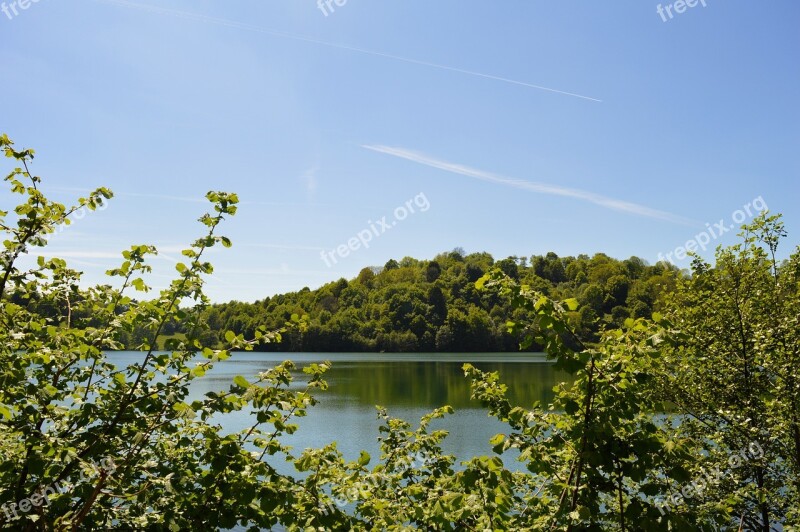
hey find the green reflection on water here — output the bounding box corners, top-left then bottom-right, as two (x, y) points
(107, 352), (571, 465)
(326, 357), (568, 409)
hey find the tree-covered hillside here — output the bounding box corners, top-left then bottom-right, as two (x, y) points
(190, 250), (681, 352)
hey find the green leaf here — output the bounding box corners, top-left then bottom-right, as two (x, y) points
(489, 433), (505, 446)
(564, 400), (580, 416)
(357, 451), (371, 466)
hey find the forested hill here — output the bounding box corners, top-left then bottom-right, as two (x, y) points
(184, 250), (680, 353)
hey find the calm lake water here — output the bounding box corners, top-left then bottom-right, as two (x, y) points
(109, 352), (567, 468)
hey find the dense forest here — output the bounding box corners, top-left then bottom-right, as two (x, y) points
(16, 248), (682, 353)
(185, 250), (681, 352)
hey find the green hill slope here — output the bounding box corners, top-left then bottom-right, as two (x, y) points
(190, 250), (680, 353)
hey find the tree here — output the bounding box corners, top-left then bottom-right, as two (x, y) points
(470, 269), (705, 529)
(496, 257), (519, 280)
(425, 260), (441, 282)
(427, 285), (447, 325)
(652, 213), (800, 529)
(532, 252), (567, 283)
(0, 136), (341, 530)
(605, 275), (629, 304)
(579, 283), (604, 313)
(449, 247), (465, 261)
(356, 267), (375, 287)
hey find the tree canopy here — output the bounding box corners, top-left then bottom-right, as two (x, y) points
(186, 248), (681, 353)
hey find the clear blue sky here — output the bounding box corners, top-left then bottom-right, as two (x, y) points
(2, 0), (798, 302)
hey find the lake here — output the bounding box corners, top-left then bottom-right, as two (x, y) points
(109, 351), (567, 468)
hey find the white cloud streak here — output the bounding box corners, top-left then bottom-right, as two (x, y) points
(362, 145), (697, 226)
(90, 0), (600, 102)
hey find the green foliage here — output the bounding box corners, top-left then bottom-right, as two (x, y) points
(0, 136), (333, 529)
(461, 245), (800, 529)
(468, 270), (704, 529)
(650, 213), (800, 529)
(191, 248), (680, 353)
(2, 135), (797, 530)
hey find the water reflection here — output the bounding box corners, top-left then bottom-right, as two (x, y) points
(107, 352), (569, 463)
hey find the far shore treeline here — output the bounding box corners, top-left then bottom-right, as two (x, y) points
(110, 251), (680, 351)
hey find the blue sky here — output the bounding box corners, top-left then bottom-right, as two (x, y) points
(2, 0), (798, 302)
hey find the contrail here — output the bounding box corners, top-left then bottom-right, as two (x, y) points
(89, 0), (601, 102)
(362, 144), (697, 226)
